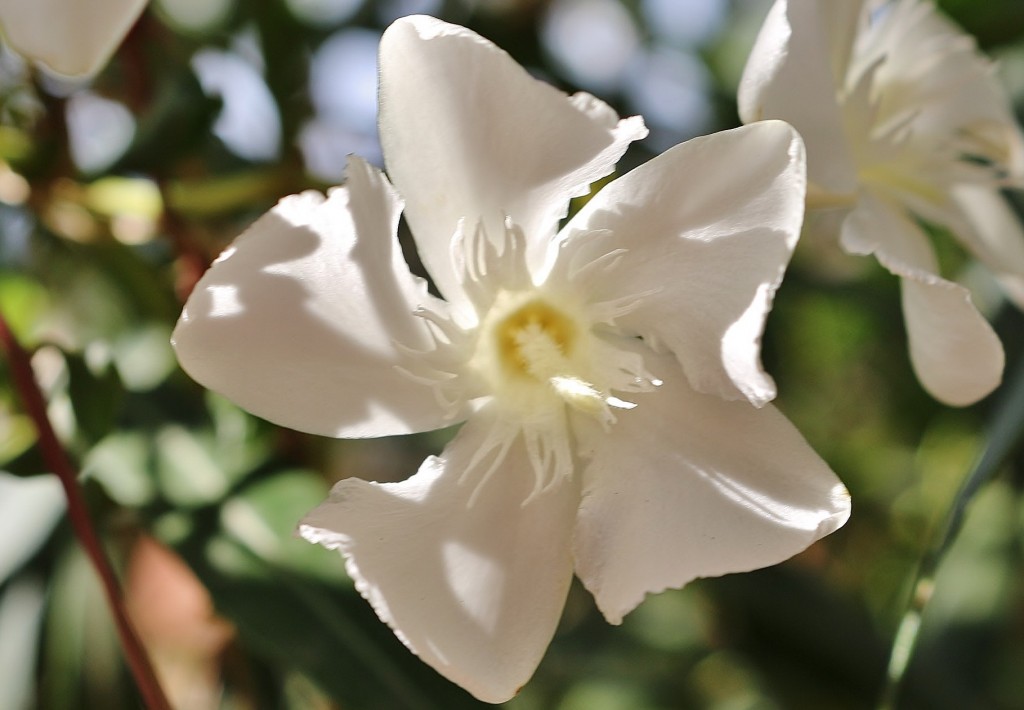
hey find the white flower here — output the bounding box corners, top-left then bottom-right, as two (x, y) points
(739, 0), (1024, 406)
(0, 0), (148, 77)
(173, 15), (850, 703)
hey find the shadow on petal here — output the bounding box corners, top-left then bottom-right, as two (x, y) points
(174, 176), (459, 438)
(300, 411), (578, 703)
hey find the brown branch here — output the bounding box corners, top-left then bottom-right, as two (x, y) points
(0, 311), (171, 710)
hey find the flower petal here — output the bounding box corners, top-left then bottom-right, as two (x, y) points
(554, 121), (805, 406)
(572, 349), (850, 625)
(842, 191), (1004, 405)
(865, 0), (1024, 173)
(0, 0), (147, 77)
(949, 184), (1024, 310)
(378, 15), (646, 308)
(839, 191), (939, 272)
(737, 0), (860, 196)
(299, 411), (578, 703)
(173, 157), (461, 438)
(900, 276), (1004, 406)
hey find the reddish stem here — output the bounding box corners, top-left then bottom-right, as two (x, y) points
(0, 312), (171, 710)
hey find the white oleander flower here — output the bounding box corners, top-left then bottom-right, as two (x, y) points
(739, 0), (1024, 406)
(173, 16), (850, 703)
(0, 0), (148, 77)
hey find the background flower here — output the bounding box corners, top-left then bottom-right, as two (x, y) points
(739, 0), (1024, 406)
(0, 0), (148, 77)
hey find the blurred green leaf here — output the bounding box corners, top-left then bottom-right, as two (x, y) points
(220, 469), (344, 582)
(66, 352), (124, 443)
(42, 547), (128, 710)
(622, 587), (705, 653)
(85, 177), (163, 220)
(924, 480), (1018, 626)
(0, 575), (46, 710)
(111, 323), (176, 392)
(0, 125), (34, 163)
(0, 272), (49, 344)
(205, 392), (273, 478)
(940, 0), (1024, 47)
(0, 409), (36, 466)
(78, 241), (179, 323)
(0, 472), (65, 585)
(155, 424), (232, 507)
(116, 69), (221, 173)
(557, 679), (655, 710)
(165, 168), (294, 218)
(82, 431), (156, 507)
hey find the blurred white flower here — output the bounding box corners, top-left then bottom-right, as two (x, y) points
(65, 91), (136, 173)
(641, 0), (727, 47)
(173, 16), (849, 702)
(542, 0), (640, 92)
(298, 27), (383, 180)
(191, 48), (282, 162)
(0, 0), (148, 77)
(740, 0), (1024, 406)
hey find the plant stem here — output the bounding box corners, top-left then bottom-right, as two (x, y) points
(878, 353), (1024, 709)
(0, 311), (171, 710)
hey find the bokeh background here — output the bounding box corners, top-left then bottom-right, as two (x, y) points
(2, 0), (1024, 708)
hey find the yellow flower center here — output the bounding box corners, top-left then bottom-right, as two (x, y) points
(496, 299), (577, 380)
(472, 290), (615, 420)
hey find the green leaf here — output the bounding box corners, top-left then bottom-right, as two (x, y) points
(155, 424), (233, 507)
(42, 547), (126, 710)
(0, 409), (36, 467)
(111, 324), (176, 392)
(82, 432), (157, 507)
(0, 472), (65, 585)
(0, 272), (49, 345)
(205, 392), (273, 480)
(0, 575), (46, 710)
(165, 169), (294, 218)
(114, 68), (221, 173)
(65, 353), (124, 443)
(219, 469), (344, 581)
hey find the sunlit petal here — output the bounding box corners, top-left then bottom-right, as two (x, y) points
(299, 411), (577, 703)
(0, 0), (148, 77)
(555, 121), (805, 406)
(573, 350), (849, 624)
(173, 157), (462, 437)
(378, 15), (646, 308)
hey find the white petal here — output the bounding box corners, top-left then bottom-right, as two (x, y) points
(0, 0), (147, 77)
(555, 121), (806, 406)
(299, 411), (578, 703)
(173, 157), (461, 438)
(840, 191), (939, 272)
(378, 15), (646, 307)
(901, 278), (1004, 406)
(842, 192), (1004, 405)
(737, 0), (859, 196)
(573, 350), (849, 625)
(949, 184), (1024, 310)
(866, 0), (1024, 173)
